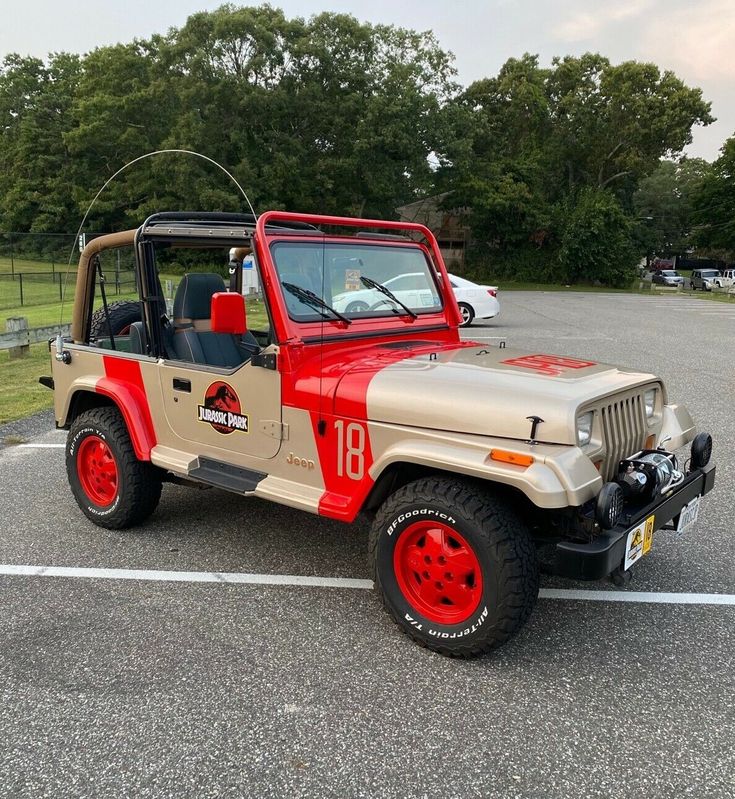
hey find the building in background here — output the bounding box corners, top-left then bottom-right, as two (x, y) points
(396, 193), (470, 269)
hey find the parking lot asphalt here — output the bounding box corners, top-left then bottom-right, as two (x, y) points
(1, 291), (733, 798)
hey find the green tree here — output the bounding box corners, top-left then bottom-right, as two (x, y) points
(0, 52), (82, 240)
(439, 52), (713, 283)
(692, 135), (735, 257)
(546, 55), (712, 194)
(438, 55), (551, 248)
(158, 5), (456, 218)
(557, 188), (637, 285)
(633, 158), (711, 258)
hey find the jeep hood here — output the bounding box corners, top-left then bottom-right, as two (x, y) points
(334, 345), (661, 445)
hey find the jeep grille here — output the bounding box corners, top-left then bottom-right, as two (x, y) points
(598, 392), (647, 481)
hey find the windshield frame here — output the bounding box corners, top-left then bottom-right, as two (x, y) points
(253, 211), (463, 344)
(265, 235), (450, 339)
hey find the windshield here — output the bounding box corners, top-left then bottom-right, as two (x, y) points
(662, 271), (678, 276)
(702, 270), (719, 277)
(270, 241), (442, 321)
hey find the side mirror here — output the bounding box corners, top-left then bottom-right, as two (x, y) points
(211, 292), (246, 334)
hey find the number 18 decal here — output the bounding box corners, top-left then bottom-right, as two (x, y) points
(335, 420), (366, 480)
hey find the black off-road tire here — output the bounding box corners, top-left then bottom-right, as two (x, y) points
(369, 477), (539, 657)
(458, 302), (474, 327)
(89, 300), (140, 339)
(66, 406), (162, 529)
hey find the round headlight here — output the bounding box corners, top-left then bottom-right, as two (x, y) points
(690, 432), (712, 469)
(596, 482), (624, 529)
(577, 411), (593, 446)
(644, 389), (657, 419)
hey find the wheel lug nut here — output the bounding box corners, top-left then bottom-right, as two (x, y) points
(445, 572), (453, 580)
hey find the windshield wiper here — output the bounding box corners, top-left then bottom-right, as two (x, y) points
(359, 276), (418, 319)
(282, 282), (352, 325)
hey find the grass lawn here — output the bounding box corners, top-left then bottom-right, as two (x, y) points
(0, 343), (54, 427)
(0, 295), (270, 425)
(500, 281), (635, 293)
(0, 255), (71, 274)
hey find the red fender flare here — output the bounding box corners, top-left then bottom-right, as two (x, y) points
(95, 357), (157, 460)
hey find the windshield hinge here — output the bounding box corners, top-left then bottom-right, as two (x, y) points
(260, 420), (289, 441)
(252, 351), (277, 370)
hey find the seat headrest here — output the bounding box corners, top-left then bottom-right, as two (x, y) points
(129, 321), (146, 354)
(211, 292), (247, 335)
(173, 273), (227, 321)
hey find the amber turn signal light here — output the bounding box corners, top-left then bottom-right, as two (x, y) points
(490, 449), (534, 467)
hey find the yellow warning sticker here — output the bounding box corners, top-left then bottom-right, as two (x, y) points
(642, 515), (655, 555)
(624, 522), (645, 570)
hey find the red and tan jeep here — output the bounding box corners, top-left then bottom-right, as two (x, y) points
(46, 211), (716, 656)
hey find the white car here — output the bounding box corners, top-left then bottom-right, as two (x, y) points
(331, 272), (441, 315)
(331, 271), (500, 327)
(448, 273), (500, 327)
(713, 269), (735, 289)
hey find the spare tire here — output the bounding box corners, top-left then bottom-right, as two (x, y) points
(89, 300), (140, 339)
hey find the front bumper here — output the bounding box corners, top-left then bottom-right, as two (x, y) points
(553, 462), (716, 580)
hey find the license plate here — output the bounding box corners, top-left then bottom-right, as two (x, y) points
(624, 515), (655, 570)
(677, 495), (701, 533)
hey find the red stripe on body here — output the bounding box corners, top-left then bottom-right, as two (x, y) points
(288, 339), (476, 522)
(97, 357), (157, 460)
(310, 359), (379, 521)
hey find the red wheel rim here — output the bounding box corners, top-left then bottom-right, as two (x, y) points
(393, 521), (483, 625)
(77, 435), (119, 507)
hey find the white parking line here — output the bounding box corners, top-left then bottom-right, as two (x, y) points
(17, 443), (65, 449)
(539, 588), (735, 605)
(0, 564), (733, 605)
(0, 564), (373, 590)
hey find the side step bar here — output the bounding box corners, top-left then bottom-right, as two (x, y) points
(188, 456), (266, 494)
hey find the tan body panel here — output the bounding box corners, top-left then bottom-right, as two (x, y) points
(368, 422), (602, 508)
(52, 339), (697, 518)
(362, 346), (662, 445)
(53, 345), (330, 513)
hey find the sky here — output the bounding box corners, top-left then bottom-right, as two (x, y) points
(1, 0), (732, 161)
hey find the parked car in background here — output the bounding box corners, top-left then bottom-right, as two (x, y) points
(448, 274), (500, 327)
(650, 258), (675, 272)
(712, 269), (735, 289)
(331, 272), (440, 315)
(652, 270), (684, 287)
(690, 269), (720, 291)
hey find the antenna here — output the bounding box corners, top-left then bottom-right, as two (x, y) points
(59, 149), (257, 329)
(317, 235), (327, 436)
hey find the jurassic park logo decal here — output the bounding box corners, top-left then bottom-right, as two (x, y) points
(197, 381), (249, 435)
(500, 354), (597, 376)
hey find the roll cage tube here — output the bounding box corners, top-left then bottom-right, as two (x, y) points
(253, 211), (463, 343)
(134, 232), (168, 358)
(71, 229), (137, 343)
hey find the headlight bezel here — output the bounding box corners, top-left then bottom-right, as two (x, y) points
(577, 410), (594, 447)
(644, 388), (657, 420)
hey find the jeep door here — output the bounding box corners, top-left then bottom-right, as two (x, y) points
(157, 357), (282, 461)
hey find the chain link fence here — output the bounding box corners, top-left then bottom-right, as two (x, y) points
(0, 233), (137, 311)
